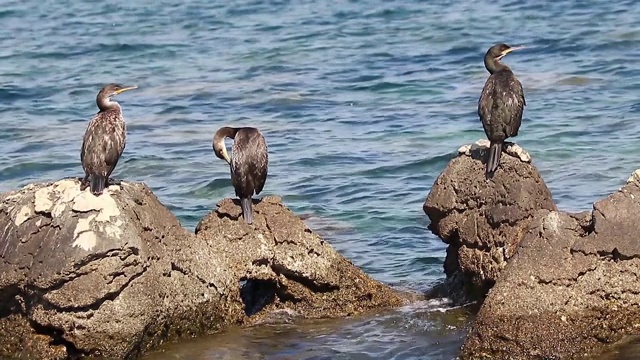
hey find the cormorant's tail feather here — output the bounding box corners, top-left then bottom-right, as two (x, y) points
(89, 175), (107, 196)
(240, 197), (253, 224)
(486, 142), (502, 179)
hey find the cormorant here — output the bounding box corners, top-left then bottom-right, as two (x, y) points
(80, 83), (138, 196)
(212, 127), (268, 224)
(478, 43), (526, 179)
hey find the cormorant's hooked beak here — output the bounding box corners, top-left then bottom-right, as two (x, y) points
(497, 45), (525, 61)
(219, 146), (232, 165)
(113, 85), (138, 95)
(213, 138), (232, 165)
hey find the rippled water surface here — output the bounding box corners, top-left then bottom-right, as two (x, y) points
(1, 0), (640, 358)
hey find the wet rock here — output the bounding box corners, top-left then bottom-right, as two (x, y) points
(0, 179), (406, 360)
(461, 174), (640, 359)
(423, 141), (556, 300)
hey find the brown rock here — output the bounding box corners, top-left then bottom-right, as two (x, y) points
(0, 179), (406, 360)
(423, 141), (556, 300)
(195, 196), (408, 322)
(460, 175), (640, 359)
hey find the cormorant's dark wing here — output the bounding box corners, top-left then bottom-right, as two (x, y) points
(478, 72), (525, 140)
(81, 114), (101, 173)
(102, 118), (126, 178)
(505, 76), (525, 137)
(231, 129), (268, 198)
(253, 135), (268, 195)
(80, 111), (126, 177)
(478, 76), (496, 137)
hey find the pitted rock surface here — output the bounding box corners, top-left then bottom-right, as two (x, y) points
(0, 179), (406, 359)
(424, 143), (556, 300)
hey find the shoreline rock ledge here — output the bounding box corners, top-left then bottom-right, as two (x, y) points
(423, 140), (556, 301)
(0, 179), (406, 360)
(461, 171), (640, 359)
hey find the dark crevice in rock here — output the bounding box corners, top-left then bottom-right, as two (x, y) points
(28, 316), (88, 359)
(214, 210), (240, 222)
(274, 283), (303, 304)
(26, 249), (137, 294)
(0, 285), (21, 317)
(271, 263), (339, 293)
(27, 263), (147, 313)
(239, 279), (276, 316)
(170, 262), (219, 293)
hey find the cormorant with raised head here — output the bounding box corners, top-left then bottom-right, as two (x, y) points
(213, 126), (268, 224)
(478, 43), (526, 179)
(80, 83), (138, 195)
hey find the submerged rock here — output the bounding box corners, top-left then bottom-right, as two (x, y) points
(460, 174), (640, 359)
(0, 179), (406, 360)
(423, 141), (556, 300)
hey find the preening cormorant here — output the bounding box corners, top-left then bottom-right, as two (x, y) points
(80, 83), (138, 196)
(213, 126), (268, 225)
(478, 43), (526, 179)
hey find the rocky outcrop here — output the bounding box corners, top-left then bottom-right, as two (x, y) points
(423, 140), (556, 299)
(460, 172), (640, 359)
(0, 179), (406, 360)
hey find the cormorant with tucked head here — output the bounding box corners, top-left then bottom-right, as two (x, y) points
(478, 43), (526, 179)
(80, 83), (137, 196)
(213, 127), (268, 224)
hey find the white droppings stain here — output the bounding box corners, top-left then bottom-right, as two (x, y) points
(103, 223), (123, 239)
(457, 144), (472, 155)
(73, 214), (96, 239)
(20, 179), (127, 252)
(51, 180), (83, 218)
(543, 211), (560, 234)
(69, 188), (123, 250)
(72, 231), (97, 251)
(627, 169), (640, 184)
(72, 191), (121, 220)
(34, 187), (54, 213)
(505, 143), (532, 163)
(14, 205), (33, 226)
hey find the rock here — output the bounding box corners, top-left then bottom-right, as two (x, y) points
(457, 139), (532, 163)
(460, 172), (640, 359)
(195, 196), (408, 322)
(423, 142), (556, 300)
(0, 179), (407, 360)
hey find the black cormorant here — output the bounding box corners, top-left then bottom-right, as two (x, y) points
(478, 43), (526, 179)
(213, 126), (269, 224)
(80, 83), (137, 195)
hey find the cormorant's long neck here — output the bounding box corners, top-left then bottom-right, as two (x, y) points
(484, 57), (510, 75)
(213, 127), (239, 164)
(97, 96), (121, 112)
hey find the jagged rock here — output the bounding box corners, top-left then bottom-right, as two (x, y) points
(461, 173), (640, 359)
(0, 179), (406, 360)
(423, 142), (556, 300)
(195, 196), (408, 322)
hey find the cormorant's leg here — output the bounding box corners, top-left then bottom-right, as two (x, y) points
(79, 175), (90, 191)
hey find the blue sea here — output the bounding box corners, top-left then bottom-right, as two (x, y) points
(1, 0), (639, 358)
